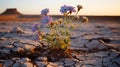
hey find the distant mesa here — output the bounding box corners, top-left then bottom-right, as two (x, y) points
(1, 8), (22, 15)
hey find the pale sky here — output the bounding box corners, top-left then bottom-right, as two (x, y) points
(0, 0), (120, 16)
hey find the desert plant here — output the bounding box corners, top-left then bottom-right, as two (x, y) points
(32, 5), (88, 51)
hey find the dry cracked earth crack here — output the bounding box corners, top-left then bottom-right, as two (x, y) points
(0, 22), (120, 67)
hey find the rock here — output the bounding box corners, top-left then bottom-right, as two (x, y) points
(100, 40), (120, 50)
(102, 57), (120, 67)
(69, 46), (81, 51)
(85, 40), (100, 49)
(106, 63), (119, 67)
(85, 53), (95, 60)
(47, 62), (58, 67)
(11, 38), (20, 43)
(77, 54), (85, 61)
(12, 58), (35, 67)
(3, 60), (13, 67)
(97, 26), (112, 34)
(109, 49), (120, 58)
(0, 32), (7, 37)
(58, 65), (64, 67)
(23, 44), (35, 51)
(64, 58), (76, 66)
(97, 44), (107, 50)
(75, 62), (84, 67)
(112, 57), (120, 65)
(12, 63), (21, 67)
(110, 40), (120, 44)
(14, 43), (24, 48)
(16, 57), (31, 63)
(36, 57), (47, 62)
(19, 38), (40, 46)
(70, 38), (89, 51)
(80, 47), (90, 51)
(0, 40), (12, 47)
(12, 47), (24, 52)
(71, 39), (88, 48)
(12, 57), (20, 61)
(84, 59), (102, 67)
(98, 37), (111, 43)
(1, 48), (11, 54)
(81, 39), (89, 45)
(6, 45), (14, 49)
(0, 37), (7, 40)
(94, 51), (109, 58)
(103, 58), (119, 67)
(82, 64), (95, 67)
(35, 62), (47, 67)
(11, 26), (25, 34)
(21, 62), (35, 67)
(54, 62), (64, 66)
(3, 33), (18, 38)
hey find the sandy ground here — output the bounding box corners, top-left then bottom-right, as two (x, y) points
(0, 16), (120, 67)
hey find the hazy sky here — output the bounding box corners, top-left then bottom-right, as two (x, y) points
(0, 0), (120, 15)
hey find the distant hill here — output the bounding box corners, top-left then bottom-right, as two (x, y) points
(0, 8), (120, 21)
(1, 8), (22, 15)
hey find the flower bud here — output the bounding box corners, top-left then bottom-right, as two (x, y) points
(49, 22), (55, 27)
(77, 5), (83, 11)
(74, 15), (80, 21)
(82, 16), (88, 23)
(58, 18), (63, 24)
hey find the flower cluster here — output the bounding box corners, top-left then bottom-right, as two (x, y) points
(32, 4), (88, 51)
(40, 8), (53, 26)
(41, 16), (53, 24)
(60, 5), (76, 14)
(32, 24), (38, 32)
(41, 8), (49, 15)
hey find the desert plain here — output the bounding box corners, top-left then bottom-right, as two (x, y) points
(0, 14), (120, 67)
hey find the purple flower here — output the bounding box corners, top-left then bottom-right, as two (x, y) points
(67, 6), (76, 13)
(41, 8), (49, 15)
(60, 5), (76, 14)
(60, 5), (69, 14)
(41, 16), (53, 24)
(32, 24), (39, 32)
(34, 34), (39, 41)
